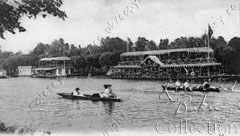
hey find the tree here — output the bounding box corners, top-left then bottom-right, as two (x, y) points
(148, 40), (158, 50)
(100, 37), (127, 53)
(69, 44), (79, 57)
(168, 37), (206, 49)
(71, 56), (86, 72)
(226, 37), (240, 74)
(169, 37), (188, 49)
(48, 38), (70, 57)
(210, 36), (227, 63)
(0, 0), (67, 39)
(135, 37), (149, 51)
(159, 39), (169, 49)
(0, 51), (13, 69)
(30, 42), (50, 57)
(99, 52), (120, 68)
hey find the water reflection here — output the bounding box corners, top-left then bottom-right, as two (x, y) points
(102, 101), (115, 115)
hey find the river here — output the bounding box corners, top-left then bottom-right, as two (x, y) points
(0, 77), (240, 136)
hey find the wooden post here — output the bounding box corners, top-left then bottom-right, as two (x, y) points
(207, 66), (210, 76)
(200, 67), (202, 77)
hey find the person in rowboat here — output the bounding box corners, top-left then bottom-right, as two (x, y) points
(73, 88), (84, 96)
(175, 79), (181, 91)
(100, 84), (116, 98)
(107, 85), (116, 98)
(183, 80), (191, 91)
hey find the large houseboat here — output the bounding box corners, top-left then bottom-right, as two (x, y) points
(33, 57), (72, 78)
(110, 47), (225, 80)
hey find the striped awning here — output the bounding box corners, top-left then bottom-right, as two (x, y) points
(40, 57), (71, 61)
(121, 47), (214, 57)
(34, 68), (56, 71)
(141, 56), (164, 66)
(160, 63), (221, 68)
(113, 65), (141, 69)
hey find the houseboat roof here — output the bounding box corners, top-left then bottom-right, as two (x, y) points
(40, 57), (71, 61)
(121, 47), (214, 57)
(114, 65), (141, 69)
(160, 63), (221, 68)
(18, 66), (32, 68)
(34, 68), (57, 71)
(113, 63), (221, 69)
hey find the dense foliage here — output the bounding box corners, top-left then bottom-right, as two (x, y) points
(0, 0), (66, 39)
(1, 36), (240, 76)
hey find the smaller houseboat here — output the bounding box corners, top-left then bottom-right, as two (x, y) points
(33, 57), (72, 78)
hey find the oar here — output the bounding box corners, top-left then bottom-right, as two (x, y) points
(231, 80), (238, 92)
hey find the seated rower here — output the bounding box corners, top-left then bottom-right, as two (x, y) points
(73, 88), (84, 96)
(183, 80), (191, 91)
(175, 79), (181, 91)
(203, 80), (210, 90)
(100, 84), (116, 98)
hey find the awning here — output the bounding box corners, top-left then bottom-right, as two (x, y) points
(113, 65), (141, 69)
(121, 47), (214, 57)
(40, 57), (71, 61)
(141, 56), (164, 66)
(34, 68), (57, 71)
(160, 63), (221, 68)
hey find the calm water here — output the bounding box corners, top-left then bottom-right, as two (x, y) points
(1, 77), (240, 135)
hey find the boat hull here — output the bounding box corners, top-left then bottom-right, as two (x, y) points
(162, 85), (220, 92)
(57, 93), (122, 102)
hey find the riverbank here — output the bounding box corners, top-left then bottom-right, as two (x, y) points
(0, 121), (51, 136)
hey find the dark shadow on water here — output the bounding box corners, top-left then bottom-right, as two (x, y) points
(103, 101), (115, 115)
(57, 96), (116, 115)
(92, 101), (115, 115)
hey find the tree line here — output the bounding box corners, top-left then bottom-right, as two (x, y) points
(0, 35), (240, 76)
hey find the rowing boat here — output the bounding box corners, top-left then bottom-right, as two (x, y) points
(57, 93), (122, 102)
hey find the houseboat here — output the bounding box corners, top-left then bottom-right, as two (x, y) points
(33, 57), (72, 78)
(110, 47), (225, 80)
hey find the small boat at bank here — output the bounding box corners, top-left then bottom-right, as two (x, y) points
(57, 93), (122, 102)
(0, 75), (7, 79)
(162, 85), (220, 92)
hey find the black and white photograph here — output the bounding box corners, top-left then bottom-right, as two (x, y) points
(1, 0), (240, 136)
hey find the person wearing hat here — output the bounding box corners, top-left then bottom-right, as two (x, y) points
(183, 80), (190, 91)
(100, 84), (116, 98)
(175, 79), (181, 91)
(73, 88), (84, 96)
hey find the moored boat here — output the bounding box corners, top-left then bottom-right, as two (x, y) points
(0, 75), (7, 79)
(57, 93), (122, 102)
(162, 84), (220, 92)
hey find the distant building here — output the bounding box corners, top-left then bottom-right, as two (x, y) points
(18, 66), (33, 76)
(0, 69), (6, 76)
(110, 47), (224, 80)
(33, 57), (72, 78)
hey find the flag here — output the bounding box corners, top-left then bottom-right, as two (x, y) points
(126, 37), (132, 52)
(126, 37), (132, 45)
(208, 24), (213, 38)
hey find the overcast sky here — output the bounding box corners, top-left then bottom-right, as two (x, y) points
(0, 0), (240, 53)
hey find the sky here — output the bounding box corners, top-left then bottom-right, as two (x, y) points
(0, 0), (240, 53)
